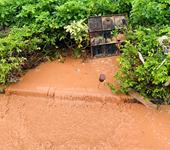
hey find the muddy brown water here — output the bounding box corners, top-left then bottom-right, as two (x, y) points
(6, 57), (119, 97)
(0, 95), (170, 150)
(1, 57), (170, 149)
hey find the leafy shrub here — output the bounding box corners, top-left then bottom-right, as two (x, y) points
(64, 20), (89, 58)
(0, 26), (42, 84)
(116, 27), (170, 104)
(55, 1), (89, 27)
(0, 0), (35, 29)
(130, 0), (170, 26)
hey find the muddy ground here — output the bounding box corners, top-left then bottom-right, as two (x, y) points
(6, 57), (119, 97)
(0, 95), (170, 150)
(1, 57), (170, 150)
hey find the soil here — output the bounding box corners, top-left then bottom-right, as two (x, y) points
(1, 56), (170, 150)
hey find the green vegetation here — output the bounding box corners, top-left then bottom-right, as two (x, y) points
(115, 0), (170, 104)
(116, 27), (170, 104)
(0, 0), (169, 103)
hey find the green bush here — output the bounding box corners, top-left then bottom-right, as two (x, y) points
(64, 19), (89, 58)
(130, 0), (170, 25)
(0, 26), (42, 83)
(116, 27), (170, 104)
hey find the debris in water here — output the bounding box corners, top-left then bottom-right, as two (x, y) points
(98, 74), (106, 88)
(99, 74), (106, 82)
(128, 89), (157, 109)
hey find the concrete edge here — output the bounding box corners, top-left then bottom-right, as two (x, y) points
(5, 88), (132, 104)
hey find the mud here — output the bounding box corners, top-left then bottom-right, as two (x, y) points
(0, 95), (170, 150)
(2, 57), (170, 149)
(6, 57), (119, 98)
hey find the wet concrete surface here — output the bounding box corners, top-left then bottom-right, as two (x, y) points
(0, 95), (170, 150)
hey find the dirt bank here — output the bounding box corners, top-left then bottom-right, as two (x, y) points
(0, 95), (170, 150)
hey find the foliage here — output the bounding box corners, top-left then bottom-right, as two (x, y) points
(64, 20), (89, 58)
(0, 26), (42, 83)
(64, 20), (89, 48)
(130, 0), (170, 25)
(116, 27), (170, 104)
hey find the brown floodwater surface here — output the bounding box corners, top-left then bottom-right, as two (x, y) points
(2, 57), (170, 149)
(0, 95), (170, 150)
(6, 57), (119, 98)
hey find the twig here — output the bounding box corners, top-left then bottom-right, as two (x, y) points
(128, 89), (157, 109)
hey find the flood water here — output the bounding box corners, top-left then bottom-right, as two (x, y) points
(0, 95), (170, 150)
(2, 57), (170, 149)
